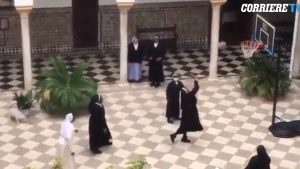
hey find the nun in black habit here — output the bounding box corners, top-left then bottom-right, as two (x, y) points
(245, 145), (271, 169)
(166, 73), (184, 124)
(170, 78), (203, 143)
(148, 35), (166, 88)
(88, 94), (112, 154)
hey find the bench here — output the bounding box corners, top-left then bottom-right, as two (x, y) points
(136, 24), (178, 52)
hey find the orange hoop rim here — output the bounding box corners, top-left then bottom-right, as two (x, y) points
(241, 40), (264, 49)
(240, 40), (264, 58)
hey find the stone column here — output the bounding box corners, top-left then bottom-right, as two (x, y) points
(209, 0), (227, 81)
(16, 7), (33, 90)
(117, 2), (133, 84)
(290, 0), (300, 78)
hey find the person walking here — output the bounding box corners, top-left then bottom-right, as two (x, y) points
(170, 77), (203, 143)
(128, 36), (144, 82)
(148, 35), (166, 88)
(166, 73), (184, 124)
(57, 113), (76, 169)
(245, 145), (271, 169)
(88, 94), (112, 154)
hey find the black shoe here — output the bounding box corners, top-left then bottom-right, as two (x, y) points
(150, 82), (155, 87)
(155, 82), (160, 88)
(106, 142), (113, 146)
(181, 138), (191, 143)
(170, 134), (176, 143)
(91, 149), (102, 154)
(167, 118), (173, 124)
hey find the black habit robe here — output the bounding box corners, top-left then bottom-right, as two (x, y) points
(128, 43), (144, 64)
(88, 103), (112, 150)
(245, 153), (271, 169)
(166, 80), (184, 118)
(148, 42), (166, 82)
(177, 80), (203, 133)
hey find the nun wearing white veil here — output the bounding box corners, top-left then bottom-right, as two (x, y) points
(57, 113), (75, 169)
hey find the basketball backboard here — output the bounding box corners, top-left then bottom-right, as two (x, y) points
(254, 14), (275, 54)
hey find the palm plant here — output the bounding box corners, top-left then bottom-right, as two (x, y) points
(239, 53), (291, 99)
(35, 56), (97, 115)
(13, 90), (35, 110)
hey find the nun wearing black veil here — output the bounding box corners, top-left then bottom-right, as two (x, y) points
(88, 94), (112, 154)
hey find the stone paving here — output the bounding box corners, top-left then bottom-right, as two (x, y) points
(0, 77), (300, 169)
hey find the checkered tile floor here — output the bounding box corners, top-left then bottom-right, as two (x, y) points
(0, 77), (300, 169)
(0, 46), (291, 91)
(0, 46), (250, 90)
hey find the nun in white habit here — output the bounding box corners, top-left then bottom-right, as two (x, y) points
(57, 113), (75, 169)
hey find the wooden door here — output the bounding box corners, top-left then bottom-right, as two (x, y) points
(72, 0), (98, 48)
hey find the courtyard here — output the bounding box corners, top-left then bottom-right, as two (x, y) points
(0, 47), (246, 90)
(0, 77), (300, 169)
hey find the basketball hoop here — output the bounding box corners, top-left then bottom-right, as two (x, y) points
(241, 40), (263, 59)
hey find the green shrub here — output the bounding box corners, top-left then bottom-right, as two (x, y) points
(126, 156), (148, 169)
(52, 157), (63, 169)
(24, 166), (36, 169)
(35, 56), (98, 115)
(239, 53), (291, 99)
(13, 90), (35, 110)
(105, 156), (149, 169)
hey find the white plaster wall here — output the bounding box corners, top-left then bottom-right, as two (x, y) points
(33, 0), (71, 8)
(99, 0), (205, 5)
(31, 0), (206, 8)
(290, 0), (300, 77)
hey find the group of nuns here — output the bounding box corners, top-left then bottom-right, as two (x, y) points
(57, 74), (271, 169)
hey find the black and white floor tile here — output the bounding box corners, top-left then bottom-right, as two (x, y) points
(0, 46), (290, 90)
(0, 78), (299, 169)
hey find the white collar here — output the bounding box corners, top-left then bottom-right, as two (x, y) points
(182, 88), (188, 93)
(95, 103), (103, 107)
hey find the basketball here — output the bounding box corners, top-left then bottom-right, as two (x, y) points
(218, 41), (227, 49)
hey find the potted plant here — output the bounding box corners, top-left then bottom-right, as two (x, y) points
(35, 56), (98, 115)
(105, 156), (150, 169)
(126, 156), (149, 169)
(13, 90), (35, 117)
(52, 157), (63, 169)
(239, 53), (291, 99)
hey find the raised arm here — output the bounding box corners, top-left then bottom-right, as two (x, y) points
(190, 80), (199, 95)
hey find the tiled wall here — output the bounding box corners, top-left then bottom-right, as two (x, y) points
(0, 1), (210, 56)
(30, 8), (72, 47)
(99, 2), (210, 50)
(0, 7), (73, 56)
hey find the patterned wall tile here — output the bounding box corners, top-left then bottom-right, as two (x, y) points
(30, 8), (73, 46)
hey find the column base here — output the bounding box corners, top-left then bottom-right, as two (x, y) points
(117, 81), (130, 87)
(208, 77), (219, 82)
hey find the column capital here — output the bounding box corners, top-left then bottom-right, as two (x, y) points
(116, 0), (134, 10)
(210, 0), (227, 6)
(15, 6), (32, 14)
